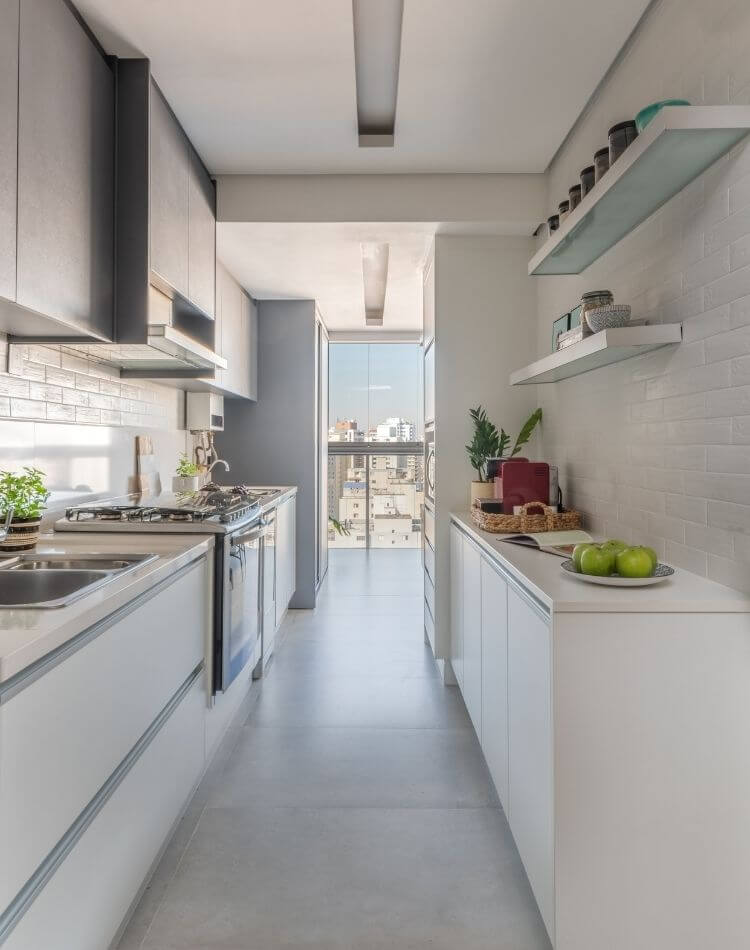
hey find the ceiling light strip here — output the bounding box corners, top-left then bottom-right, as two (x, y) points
(352, 0), (404, 147)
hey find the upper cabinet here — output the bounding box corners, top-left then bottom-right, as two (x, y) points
(0, 0), (115, 339)
(0, 0), (18, 304)
(117, 61), (216, 338)
(213, 261), (258, 400)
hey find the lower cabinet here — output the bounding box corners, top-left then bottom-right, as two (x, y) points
(275, 495), (296, 629)
(480, 556), (509, 812)
(507, 585), (555, 941)
(449, 522), (463, 688)
(5, 675), (205, 950)
(461, 535), (482, 737)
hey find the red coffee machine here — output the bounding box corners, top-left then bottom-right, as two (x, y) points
(496, 460), (550, 513)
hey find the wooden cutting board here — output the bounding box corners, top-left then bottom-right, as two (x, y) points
(135, 435), (161, 496)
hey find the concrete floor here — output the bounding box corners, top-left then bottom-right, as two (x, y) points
(119, 549), (550, 950)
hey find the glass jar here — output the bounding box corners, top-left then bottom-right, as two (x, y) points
(608, 120), (638, 164)
(558, 200), (570, 223)
(581, 290), (614, 333)
(594, 147), (610, 183)
(548, 213), (560, 233)
(569, 184), (582, 210)
(580, 165), (595, 197)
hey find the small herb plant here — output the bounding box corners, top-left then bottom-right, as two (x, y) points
(176, 453), (200, 478)
(466, 406), (543, 481)
(0, 467), (50, 520)
(329, 515), (351, 537)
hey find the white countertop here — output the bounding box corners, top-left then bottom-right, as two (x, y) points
(451, 512), (750, 614)
(0, 533), (213, 685)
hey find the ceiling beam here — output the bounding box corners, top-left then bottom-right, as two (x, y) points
(217, 173), (545, 234)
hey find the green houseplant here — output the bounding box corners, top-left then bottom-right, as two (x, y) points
(0, 466), (50, 551)
(466, 406), (543, 506)
(173, 453), (201, 493)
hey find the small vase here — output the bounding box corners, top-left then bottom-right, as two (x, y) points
(172, 475), (200, 493)
(470, 481), (494, 507)
(0, 517), (42, 552)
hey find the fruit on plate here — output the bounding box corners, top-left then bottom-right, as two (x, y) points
(580, 544), (617, 576)
(572, 542), (596, 572)
(642, 546), (658, 570)
(615, 546), (656, 579)
(601, 538), (629, 556)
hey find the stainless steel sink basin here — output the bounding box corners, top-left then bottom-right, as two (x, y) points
(0, 552), (159, 607)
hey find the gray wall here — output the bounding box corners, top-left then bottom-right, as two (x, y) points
(218, 299), (318, 608)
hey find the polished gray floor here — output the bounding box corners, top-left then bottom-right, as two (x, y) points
(120, 550), (550, 950)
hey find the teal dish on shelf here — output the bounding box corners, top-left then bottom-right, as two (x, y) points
(635, 99), (690, 133)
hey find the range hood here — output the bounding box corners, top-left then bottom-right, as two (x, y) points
(63, 323), (227, 373)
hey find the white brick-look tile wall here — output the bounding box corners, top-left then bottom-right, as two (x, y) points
(0, 336), (175, 429)
(537, 0), (750, 590)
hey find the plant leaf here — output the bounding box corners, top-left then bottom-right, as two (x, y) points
(510, 408), (542, 457)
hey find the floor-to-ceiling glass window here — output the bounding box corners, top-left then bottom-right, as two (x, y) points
(328, 344), (423, 549)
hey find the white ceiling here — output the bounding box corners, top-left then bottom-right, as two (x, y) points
(78, 0), (650, 175)
(217, 223), (434, 331)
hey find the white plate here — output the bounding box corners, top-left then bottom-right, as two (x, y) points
(560, 558), (675, 587)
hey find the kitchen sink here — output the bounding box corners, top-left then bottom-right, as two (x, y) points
(0, 553), (159, 608)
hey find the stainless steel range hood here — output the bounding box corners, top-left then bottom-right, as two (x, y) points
(64, 323), (227, 373)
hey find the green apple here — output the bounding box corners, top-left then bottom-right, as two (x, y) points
(616, 546), (656, 578)
(572, 542), (595, 572)
(580, 545), (616, 576)
(601, 539), (628, 556)
(643, 546), (659, 570)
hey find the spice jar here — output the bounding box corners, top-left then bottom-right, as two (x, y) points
(558, 200), (570, 223)
(581, 290), (614, 333)
(594, 147), (610, 182)
(569, 184), (582, 211)
(608, 120), (637, 164)
(580, 165), (595, 197)
(548, 213), (560, 233)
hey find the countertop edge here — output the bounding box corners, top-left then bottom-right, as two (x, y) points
(450, 512), (750, 614)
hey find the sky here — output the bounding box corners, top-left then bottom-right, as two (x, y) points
(329, 344), (422, 435)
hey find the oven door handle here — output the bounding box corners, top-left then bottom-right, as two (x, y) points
(231, 526), (264, 546)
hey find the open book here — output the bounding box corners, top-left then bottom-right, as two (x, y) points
(501, 529), (593, 558)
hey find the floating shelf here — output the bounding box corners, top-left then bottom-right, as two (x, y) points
(529, 106), (750, 276)
(510, 325), (682, 385)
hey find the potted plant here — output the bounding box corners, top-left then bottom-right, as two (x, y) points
(0, 466), (50, 551)
(173, 453), (201, 493)
(466, 406), (543, 506)
(466, 406), (502, 506)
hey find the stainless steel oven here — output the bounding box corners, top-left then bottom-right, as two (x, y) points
(215, 518), (265, 692)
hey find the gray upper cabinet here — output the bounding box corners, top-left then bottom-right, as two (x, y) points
(188, 148), (216, 319)
(0, 0), (18, 304)
(213, 260), (256, 400)
(15, 0), (114, 339)
(149, 83), (189, 299)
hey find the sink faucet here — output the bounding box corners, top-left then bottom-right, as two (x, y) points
(0, 507), (14, 543)
(207, 458), (230, 476)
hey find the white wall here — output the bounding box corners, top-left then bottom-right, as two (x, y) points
(535, 0), (750, 591)
(432, 235), (538, 662)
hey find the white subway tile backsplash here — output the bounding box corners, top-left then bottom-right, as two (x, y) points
(708, 500), (750, 534)
(665, 493), (707, 524)
(707, 444), (750, 473)
(681, 304), (730, 342)
(45, 404), (75, 423)
(683, 247), (729, 292)
(665, 541), (708, 576)
(705, 323), (750, 363)
(704, 262), (750, 310)
(685, 522), (734, 556)
(11, 398), (46, 420)
(707, 554), (750, 593)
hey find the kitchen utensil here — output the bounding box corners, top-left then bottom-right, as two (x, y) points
(585, 304), (632, 333)
(560, 559), (675, 586)
(135, 435), (161, 495)
(635, 99), (690, 133)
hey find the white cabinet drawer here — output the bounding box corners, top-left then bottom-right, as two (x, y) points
(424, 537), (435, 586)
(0, 556), (208, 913)
(424, 504), (435, 550)
(5, 674), (205, 950)
(424, 568), (435, 620)
(424, 597), (435, 652)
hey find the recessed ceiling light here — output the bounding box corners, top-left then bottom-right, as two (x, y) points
(352, 0), (404, 148)
(361, 243), (389, 326)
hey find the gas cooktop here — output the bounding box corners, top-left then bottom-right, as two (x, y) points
(55, 485), (263, 534)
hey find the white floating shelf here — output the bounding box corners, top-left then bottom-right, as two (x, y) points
(529, 106), (750, 276)
(510, 325), (682, 385)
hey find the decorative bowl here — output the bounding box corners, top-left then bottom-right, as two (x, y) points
(585, 304), (631, 333)
(635, 99), (690, 133)
(561, 559), (675, 587)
